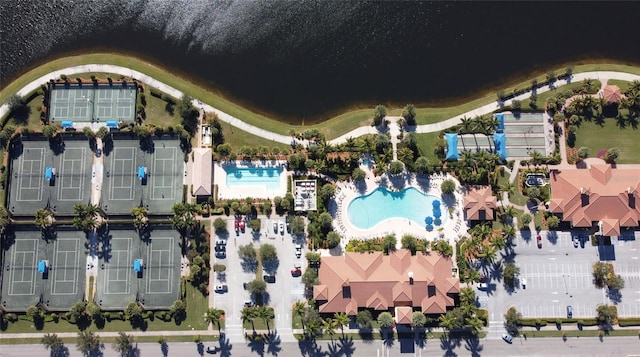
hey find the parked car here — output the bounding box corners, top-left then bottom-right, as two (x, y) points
(573, 236), (579, 248)
(479, 275), (487, 283)
(214, 245), (226, 252)
(567, 305), (573, 318)
(478, 282), (488, 290)
(264, 275), (276, 283)
(234, 219), (239, 232)
(521, 278), (527, 289)
(244, 300), (255, 307)
(214, 284), (227, 293)
(242, 282), (248, 290)
(96, 148), (102, 157)
(216, 240), (226, 246)
(295, 244), (302, 258)
(279, 222), (285, 235)
(206, 346), (217, 354)
(536, 235), (542, 249)
(273, 222), (278, 233)
(502, 334), (513, 344)
(291, 268), (301, 277)
(215, 251), (226, 259)
(240, 219), (246, 232)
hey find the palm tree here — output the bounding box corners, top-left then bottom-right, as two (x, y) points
(41, 333), (63, 352)
(459, 287), (476, 307)
(322, 318), (338, 341)
(333, 312), (350, 337)
(439, 311), (456, 337)
(131, 206), (148, 233)
(257, 306), (275, 333)
(502, 225), (517, 241)
(204, 308), (224, 332)
(459, 116), (473, 134)
(490, 233), (507, 251)
(241, 306), (257, 334)
(465, 316), (484, 336)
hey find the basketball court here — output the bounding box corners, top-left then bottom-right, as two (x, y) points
(49, 83), (136, 123)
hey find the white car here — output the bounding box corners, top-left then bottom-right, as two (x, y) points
(279, 222), (285, 235)
(216, 240), (226, 246)
(295, 244), (302, 258)
(478, 282), (488, 290)
(214, 284), (227, 293)
(521, 278), (527, 289)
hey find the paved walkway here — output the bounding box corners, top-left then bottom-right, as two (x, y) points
(2, 66), (640, 146)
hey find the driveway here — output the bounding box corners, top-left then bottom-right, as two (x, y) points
(483, 230), (640, 326)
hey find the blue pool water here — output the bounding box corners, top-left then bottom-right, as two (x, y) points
(347, 187), (446, 230)
(225, 166), (282, 190)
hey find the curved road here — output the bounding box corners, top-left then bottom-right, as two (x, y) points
(1, 65), (639, 145)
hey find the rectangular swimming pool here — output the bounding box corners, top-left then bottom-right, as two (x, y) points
(225, 166), (282, 191)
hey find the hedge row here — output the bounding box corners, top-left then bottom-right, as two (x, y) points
(618, 318), (640, 327)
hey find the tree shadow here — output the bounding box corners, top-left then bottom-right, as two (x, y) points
(49, 136), (65, 156)
(8, 136), (23, 159)
(139, 136), (155, 153)
(125, 345), (141, 357)
(546, 231), (558, 245)
(297, 339), (324, 357)
(50, 345), (70, 357)
(265, 331), (282, 356)
(247, 334), (265, 356)
(520, 229), (532, 242)
(464, 337), (483, 357)
(196, 341), (204, 356)
(218, 334), (233, 357)
(87, 344), (104, 357)
(358, 328), (374, 342)
(263, 258), (280, 276)
(240, 258), (258, 273)
(97, 230), (113, 263)
(439, 335), (460, 357)
(607, 289), (622, 304)
(160, 342), (169, 357)
(337, 335), (356, 357)
(381, 328), (395, 348)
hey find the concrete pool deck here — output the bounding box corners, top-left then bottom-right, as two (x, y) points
(214, 160), (288, 200)
(331, 168), (469, 250)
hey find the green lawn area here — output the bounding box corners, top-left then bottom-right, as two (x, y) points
(1, 285), (209, 334)
(606, 79), (631, 92)
(142, 87), (181, 129)
(3, 54), (640, 141)
(414, 132), (442, 163)
(216, 120), (289, 151)
(496, 171), (528, 207)
(574, 119), (640, 164)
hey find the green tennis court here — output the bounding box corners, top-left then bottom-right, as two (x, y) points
(48, 83), (136, 123)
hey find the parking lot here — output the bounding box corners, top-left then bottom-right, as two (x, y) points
(212, 216), (306, 341)
(482, 230), (640, 321)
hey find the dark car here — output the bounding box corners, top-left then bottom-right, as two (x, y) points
(536, 235), (542, 249)
(567, 305), (573, 318)
(291, 269), (301, 277)
(215, 251), (226, 259)
(96, 148), (102, 157)
(214, 245), (226, 252)
(264, 275), (276, 283)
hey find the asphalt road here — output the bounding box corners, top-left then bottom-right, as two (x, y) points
(1, 336), (639, 357)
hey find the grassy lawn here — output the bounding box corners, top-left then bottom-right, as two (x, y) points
(216, 120), (289, 151)
(496, 171), (528, 207)
(1, 285), (209, 334)
(521, 328), (640, 338)
(142, 86), (181, 129)
(574, 119), (640, 164)
(414, 132), (442, 163)
(606, 79), (632, 92)
(0, 334), (218, 346)
(3, 54), (640, 141)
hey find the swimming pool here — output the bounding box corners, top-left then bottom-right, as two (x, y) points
(225, 166), (282, 191)
(347, 187), (447, 230)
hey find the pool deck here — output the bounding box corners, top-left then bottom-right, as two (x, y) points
(331, 167), (469, 251)
(214, 160), (289, 200)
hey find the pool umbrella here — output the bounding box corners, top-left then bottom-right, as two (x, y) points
(426, 224), (433, 232)
(434, 218), (442, 226)
(602, 85), (623, 103)
(433, 208), (441, 218)
(433, 200), (441, 207)
(425, 216), (434, 225)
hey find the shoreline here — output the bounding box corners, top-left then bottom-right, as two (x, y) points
(2, 52), (640, 127)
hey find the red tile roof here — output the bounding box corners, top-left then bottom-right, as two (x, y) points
(463, 186), (497, 221)
(313, 250), (459, 315)
(395, 306), (413, 325)
(550, 164), (640, 232)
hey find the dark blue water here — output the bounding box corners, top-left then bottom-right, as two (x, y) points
(1, 1), (639, 124)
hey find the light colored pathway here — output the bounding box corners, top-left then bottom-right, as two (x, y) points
(2, 66), (639, 146)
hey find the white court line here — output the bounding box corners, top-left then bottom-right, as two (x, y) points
(146, 237), (173, 294)
(109, 148), (135, 200)
(104, 238), (131, 295)
(57, 149), (85, 201)
(151, 148), (176, 200)
(52, 238), (80, 295)
(9, 239), (37, 296)
(16, 148), (44, 202)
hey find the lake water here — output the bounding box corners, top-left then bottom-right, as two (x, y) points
(2, 1), (640, 123)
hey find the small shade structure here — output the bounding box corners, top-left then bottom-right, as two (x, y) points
(494, 113), (505, 132)
(45, 167), (53, 180)
(433, 208), (441, 218)
(602, 85), (623, 103)
(61, 121), (73, 128)
(38, 260), (48, 273)
(425, 216), (433, 225)
(106, 121), (119, 128)
(494, 133), (507, 160)
(432, 200), (441, 208)
(133, 259), (143, 272)
(445, 133), (459, 161)
(137, 166), (147, 179)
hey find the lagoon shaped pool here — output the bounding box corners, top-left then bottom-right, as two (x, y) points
(347, 187), (446, 230)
